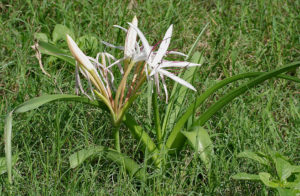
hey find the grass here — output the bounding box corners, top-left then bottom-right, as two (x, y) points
(1, 0), (299, 194)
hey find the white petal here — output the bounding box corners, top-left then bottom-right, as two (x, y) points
(113, 25), (128, 32)
(159, 69), (196, 91)
(151, 25), (173, 67)
(101, 41), (124, 50)
(128, 23), (152, 56)
(125, 16), (138, 57)
(159, 61), (201, 68)
(107, 57), (125, 75)
(149, 69), (156, 76)
(66, 35), (95, 71)
(167, 51), (188, 57)
(160, 73), (169, 103)
(133, 51), (147, 62)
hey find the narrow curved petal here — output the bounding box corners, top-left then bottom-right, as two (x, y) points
(159, 69), (196, 91)
(160, 73), (169, 103)
(151, 25), (173, 67)
(113, 25), (128, 32)
(101, 41), (124, 50)
(125, 16), (138, 57)
(167, 51), (188, 57)
(159, 61), (201, 68)
(128, 22), (152, 56)
(66, 35), (95, 71)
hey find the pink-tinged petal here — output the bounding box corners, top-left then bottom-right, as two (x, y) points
(66, 35), (95, 71)
(159, 61), (201, 68)
(125, 16), (138, 57)
(151, 25), (173, 67)
(128, 22), (152, 56)
(159, 69), (197, 91)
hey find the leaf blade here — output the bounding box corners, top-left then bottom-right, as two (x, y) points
(232, 173), (261, 180)
(237, 151), (270, 166)
(123, 114), (161, 167)
(69, 146), (146, 181)
(4, 112), (13, 184)
(182, 126), (213, 169)
(52, 24), (74, 43)
(167, 62), (300, 150)
(37, 41), (75, 65)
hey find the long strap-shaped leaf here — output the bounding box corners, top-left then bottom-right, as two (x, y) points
(161, 24), (209, 136)
(38, 41), (75, 66)
(166, 62), (300, 150)
(123, 114), (161, 167)
(4, 94), (105, 184)
(161, 52), (203, 136)
(69, 146), (146, 181)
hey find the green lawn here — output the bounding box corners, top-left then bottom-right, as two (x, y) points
(1, 0), (299, 195)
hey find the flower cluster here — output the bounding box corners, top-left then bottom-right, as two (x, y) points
(66, 16), (201, 124)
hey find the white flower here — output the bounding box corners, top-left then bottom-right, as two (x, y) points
(128, 23), (201, 102)
(67, 34), (96, 72)
(124, 16), (138, 58)
(102, 16), (147, 63)
(67, 35), (119, 102)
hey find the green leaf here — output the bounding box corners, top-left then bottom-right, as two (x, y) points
(232, 173), (261, 180)
(259, 172), (280, 188)
(69, 146), (146, 181)
(52, 24), (74, 43)
(14, 94), (101, 113)
(78, 35), (98, 51)
(292, 166), (300, 173)
(185, 22), (209, 60)
(237, 151), (270, 166)
(275, 157), (293, 181)
(276, 188), (298, 196)
(4, 112), (13, 184)
(162, 52), (204, 135)
(37, 41), (75, 66)
(152, 88), (162, 143)
(162, 23), (209, 137)
(181, 126), (213, 169)
(147, 79), (153, 120)
(35, 33), (48, 42)
(0, 155), (18, 175)
(123, 114), (161, 168)
(166, 61), (300, 150)
(288, 173), (300, 189)
(193, 61), (300, 132)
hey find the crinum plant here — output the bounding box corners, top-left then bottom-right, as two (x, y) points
(3, 16), (300, 183)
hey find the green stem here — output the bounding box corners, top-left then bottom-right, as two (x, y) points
(123, 114), (161, 168)
(114, 125), (126, 177)
(153, 89), (162, 146)
(114, 126), (121, 153)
